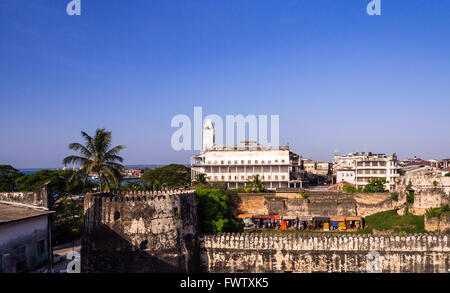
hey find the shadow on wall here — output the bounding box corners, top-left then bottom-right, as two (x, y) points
(80, 193), (200, 273)
(81, 223), (185, 273)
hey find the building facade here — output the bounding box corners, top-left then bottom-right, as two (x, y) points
(304, 160), (332, 176)
(191, 121), (303, 189)
(0, 184), (54, 273)
(334, 152), (399, 191)
(336, 168), (356, 185)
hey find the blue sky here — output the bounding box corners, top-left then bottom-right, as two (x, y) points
(1, 0), (450, 168)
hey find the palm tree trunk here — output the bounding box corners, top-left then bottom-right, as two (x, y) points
(99, 172), (103, 192)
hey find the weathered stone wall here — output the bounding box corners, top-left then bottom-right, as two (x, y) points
(81, 190), (199, 273)
(395, 168), (450, 215)
(425, 214), (450, 233)
(237, 192), (398, 217)
(0, 183), (50, 209)
(202, 233), (450, 273)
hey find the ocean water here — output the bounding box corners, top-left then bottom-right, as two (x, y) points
(19, 165), (166, 175)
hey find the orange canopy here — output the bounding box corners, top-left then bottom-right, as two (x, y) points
(237, 214), (253, 219)
(346, 217), (362, 221)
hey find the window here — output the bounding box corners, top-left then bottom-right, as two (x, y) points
(16, 246), (27, 272)
(248, 160), (251, 164)
(37, 240), (46, 265)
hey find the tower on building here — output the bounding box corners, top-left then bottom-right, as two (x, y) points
(203, 119), (215, 150)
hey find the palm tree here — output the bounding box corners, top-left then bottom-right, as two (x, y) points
(62, 128), (126, 192)
(248, 174), (265, 193)
(195, 173), (207, 185)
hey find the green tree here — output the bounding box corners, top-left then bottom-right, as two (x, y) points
(343, 184), (362, 194)
(15, 169), (96, 207)
(195, 173), (207, 185)
(0, 165), (23, 191)
(51, 196), (84, 245)
(247, 174), (266, 193)
(140, 164), (191, 188)
(62, 128), (126, 192)
(363, 178), (387, 193)
(196, 188), (243, 234)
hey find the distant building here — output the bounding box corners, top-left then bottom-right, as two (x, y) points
(333, 152), (399, 191)
(303, 160), (331, 176)
(440, 159), (450, 170)
(191, 120), (304, 189)
(0, 184), (54, 273)
(336, 168), (356, 185)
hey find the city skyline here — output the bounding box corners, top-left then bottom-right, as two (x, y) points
(1, 0), (450, 168)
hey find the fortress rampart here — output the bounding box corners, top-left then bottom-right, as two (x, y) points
(81, 190), (199, 273)
(201, 233), (450, 273)
(81, 190), (450, 273)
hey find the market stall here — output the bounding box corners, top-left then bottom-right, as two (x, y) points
(281, 216), (298, 230)
(330, 217), (346, 231)
(312, 217), (331, 231)
(237, 214), (255, 228)
(345, 217), (363, 230)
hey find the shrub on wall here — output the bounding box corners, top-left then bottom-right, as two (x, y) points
(391, 192), (399, 201)
(406, 191), (415, 204)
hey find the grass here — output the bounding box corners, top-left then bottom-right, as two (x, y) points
(361, 210), (425, 234)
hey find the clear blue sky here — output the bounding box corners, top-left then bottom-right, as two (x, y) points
(1, 0), (450, 168)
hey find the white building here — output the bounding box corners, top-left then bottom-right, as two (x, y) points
(336, 168), (356, 185)
(191, 120), (303, 190)
(333, 152), (399, 191)
(0, 186), (54, 273)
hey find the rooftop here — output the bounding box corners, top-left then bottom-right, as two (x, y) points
(0, 203), (54, 224)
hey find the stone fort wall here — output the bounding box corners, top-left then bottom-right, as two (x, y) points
(201, 233), (450, 273)
(237, 192), (399, 218)
(81, 190), (199, 273)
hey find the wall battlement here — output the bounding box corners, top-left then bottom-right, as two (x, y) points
(203, 233), (449, 252)
(201, 233), (450, 273)
(81, 189), (199, 273)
